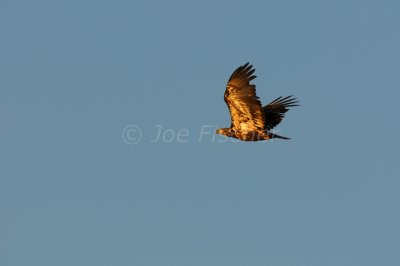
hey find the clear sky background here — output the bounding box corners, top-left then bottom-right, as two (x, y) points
(1, 1), (399, 265)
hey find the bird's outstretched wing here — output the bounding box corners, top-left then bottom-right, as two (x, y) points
(263, 95), (299, 130)
(224, 63), (265, 131)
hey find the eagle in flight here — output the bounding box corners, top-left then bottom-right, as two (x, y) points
(216, 63), (298, 141)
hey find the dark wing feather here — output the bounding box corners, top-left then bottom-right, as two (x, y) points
(263, 95), (299, 130)
(224, 63), (265, 131)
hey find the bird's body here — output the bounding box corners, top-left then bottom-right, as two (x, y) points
(216, 127), (280, 141)
(216, 63), (298, 141)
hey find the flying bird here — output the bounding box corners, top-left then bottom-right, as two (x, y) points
(216, 63), (298, 141)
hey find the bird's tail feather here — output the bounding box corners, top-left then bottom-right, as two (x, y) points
(268, 132), (290, 140)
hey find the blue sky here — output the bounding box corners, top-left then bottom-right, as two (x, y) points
(1, 0), (399, 265)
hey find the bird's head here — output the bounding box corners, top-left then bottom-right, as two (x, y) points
(216, 128), (233, 137)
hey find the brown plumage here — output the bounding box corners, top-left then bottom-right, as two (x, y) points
(216, 63), (298, 141)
